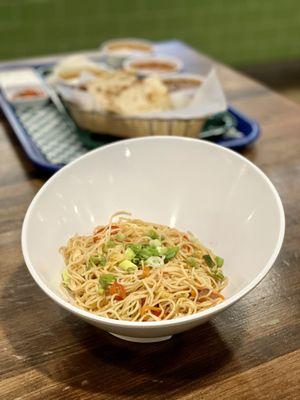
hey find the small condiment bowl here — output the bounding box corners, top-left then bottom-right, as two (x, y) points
(123, 55), (183, 76)
(100, 38), (154, 68)
(162, 74), (204, 109)
(5, 84), (49, 108)
(162, 73), (203, 92)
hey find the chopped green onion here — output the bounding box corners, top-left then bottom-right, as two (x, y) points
(103, 240), (117, 252)
(116, 233), (126, 241)
(125, 248), (135, 261)
(99, 256), (107, 266)
(99, 273), (116, 289)
(132, 257), (141, 265)
(62, 268), (70, 284)
(98, 287), (104, 295)
(89, 255), (106, 266)
(216, 256), (224, 267)
(212, 270), (225, 282)
(157, 246), (167, 256)
(139, 245), (159, 259)
(119, 259), (137, 272)
(164, 246), (179, 261)
(146, 256), (164, 267)
(149, 239), (161, 248)
(129, 243), (142, 253)
(186, 257), (197, 267)
(203, 254), (215, 268)
(106, 240), (116, 248)
(128, 243), (160, 264)
(148, 229), (159, 239)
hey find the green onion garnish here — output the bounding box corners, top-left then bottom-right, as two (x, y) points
(164, 246), (179, 261)
(148, 229), (159, 240)
(106, 240), (116, 248)
(89, 255), (106, 267)
(212, 270), (225, 282)
(149, 239), (161, 248)
(62, 268), (70, 283)
(103, 240), (117, 252)
(215, 256), (224, 267)
(119, 259), (137, 272)
(203, 254), (215, 268)
(186, 257), (197, 267)
(116, 233), (126, 241)
(99, 274), (116, 289)
(127, 243), (178, 264)
(124, 248), (135, 260)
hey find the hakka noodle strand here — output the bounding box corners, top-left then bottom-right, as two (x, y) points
(60, 211), (227, 322)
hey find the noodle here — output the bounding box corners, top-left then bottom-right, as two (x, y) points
(60, 212), (227, 321)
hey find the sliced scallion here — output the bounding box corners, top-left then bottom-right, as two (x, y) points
(186, 257), (197, 267)
(99, 274), (116, 289)
(203, 254), (215, 268)
(215, 256), (224, 267)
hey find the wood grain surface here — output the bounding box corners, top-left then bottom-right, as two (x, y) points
(0, 41), (299, 400)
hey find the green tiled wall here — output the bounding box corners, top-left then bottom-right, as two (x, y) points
(1, 0), (300, 66)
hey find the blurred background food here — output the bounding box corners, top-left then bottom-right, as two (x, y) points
(1, 0), (300, 102)
(0, 0), (300, 101)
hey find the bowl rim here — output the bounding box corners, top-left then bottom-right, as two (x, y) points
(162, 73), (205, 83)
(100, 38), (154, 55)
(21, 136), (285, 328)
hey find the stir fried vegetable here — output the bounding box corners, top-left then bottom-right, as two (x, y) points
(147, 229), (159, 239)
(203, 254), (214, 268)
(164, 246), (179, 261)
(62, 268), (69, 283)
(216, 256), (224, 267)
(128, 243), (178, 265)
(186, 257), (197, 267)
(119, 259), (138, 272)
(109, 282), (126, 300)
(99, 273), (116, 289)
(203, 254), (225, 282)
(89, 255), (106, 267)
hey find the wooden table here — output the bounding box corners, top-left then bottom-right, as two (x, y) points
(0, 41), (299, 400)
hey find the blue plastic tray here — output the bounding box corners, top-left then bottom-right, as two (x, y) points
(0, 65), (259, 174)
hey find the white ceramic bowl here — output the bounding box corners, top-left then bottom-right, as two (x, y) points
(22, 137), (285, 343)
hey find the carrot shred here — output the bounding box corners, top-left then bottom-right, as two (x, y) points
(93, 235), (101, 243)
(140, 298), (146, 307)
(109, 282), (126, 300)
(110, 225), (120, 234)
(210, 291), (224, 300)
(93, 224), (119, 241)
(141, 305), (162, 317)
(93, 226), (106, 234)
(141, 266), (150, 278)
